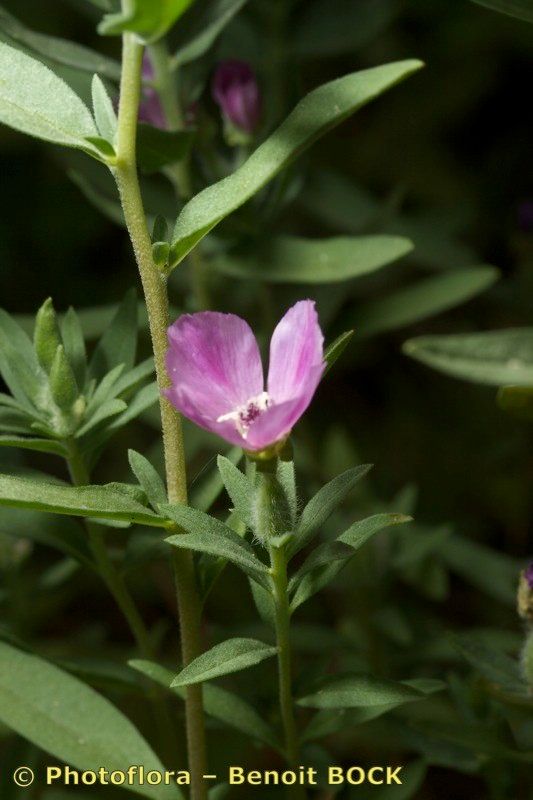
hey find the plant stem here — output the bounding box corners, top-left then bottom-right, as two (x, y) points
(253, 457), (305, 799)
(114, 26), (207, 800)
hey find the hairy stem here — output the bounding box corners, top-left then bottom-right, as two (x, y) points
(114, 27), (207, 800)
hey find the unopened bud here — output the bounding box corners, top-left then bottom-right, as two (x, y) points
(49, 345), (78, 411)
(34, 298), (62, 374)
(517, 563), (533, 623)
(251, 458), (291, 544)
(212, 60), (261, 143)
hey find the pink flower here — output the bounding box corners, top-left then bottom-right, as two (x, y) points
(165, 301), (325, 451)
(211, 60), (261, 135)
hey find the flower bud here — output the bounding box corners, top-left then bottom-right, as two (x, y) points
(49, 345), (79, 411)
(517, 563), (533, 623)
(212, 60), (261, 142)
(139, 53), (166, 129)
(34, 298), (62, 374)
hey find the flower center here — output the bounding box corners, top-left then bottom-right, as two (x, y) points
(217, 391), (270, 439)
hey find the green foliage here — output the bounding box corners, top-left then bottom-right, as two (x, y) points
(404, 328), (533, 386)
(171, 638), (277, 686)
(298, 674), (430, 709)
(172, 0), (248, 66)
(0, 43), (100, 154)
(169, 60), (423, 267)
(99, 0), (197, 42)
(353, 267), (499, 337)
(130, 660), (280, 749)
(128, 449), (167, 509)
(0, 474), (168, 527)
(0, 641), (181, 800)
(323, 331), (355, 374)
(212, 235), (413, 284)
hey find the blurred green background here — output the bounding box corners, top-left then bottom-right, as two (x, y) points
(0, 1), (532, 798)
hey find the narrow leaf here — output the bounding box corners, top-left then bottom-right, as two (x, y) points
(324, 331), (354, 375)
(0, 43), (99, 150)
(128, 449), (167, 508)
(298, 674), (424, 709)
(0, 641), (181, 800)
(173, 0), (248, 66)
(288, 464), (372, 558)
(217, 455), (252, 528)
(0, 436), (67, 456)
(213, 235), (412, 284)
(404, 328), (533, 386)
(0, 474), (167, 527)
(353, 267), (499, 337)
(472, 0), (533, 23)
(91, 74), (117, 143)
(171, 638), (277, 686)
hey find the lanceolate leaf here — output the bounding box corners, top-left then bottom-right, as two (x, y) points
(0, 474), (168, 527)
(288, 465), (372, 559)
(0, 641), (181, 800)
(353, 267), (499, 337)
(130, 660), (280, 749)
(128, 449), (167, 508)
(170, 638), (277, 686)
(324, 331), (354, 375)
(217, 455), (252, 528)
(0, 43), (99, 151)
(169, 60), (423, 267)
(0, 436), (67, 456)
(163, 504), (269, 588)
(404, 328), (533, 386)
(298, 674), (425, 709)
(212, 235), (413, 284)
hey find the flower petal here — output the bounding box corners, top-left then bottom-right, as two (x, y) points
(267, 300), (325, 405)
(244, 380), (322, 451)
(166, 312), (264, 429)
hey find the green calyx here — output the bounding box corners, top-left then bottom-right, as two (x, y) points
(34, 297), (62, 374)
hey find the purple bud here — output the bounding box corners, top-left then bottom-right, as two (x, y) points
(211, 60), (261, 135)
(138, 53), (166, 129)
(525, 562), (533, 589)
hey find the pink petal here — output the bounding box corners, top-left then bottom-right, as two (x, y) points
(165, 312), (264, 433)
(244, 381), (322, 451)
(267, 300), (325, 405)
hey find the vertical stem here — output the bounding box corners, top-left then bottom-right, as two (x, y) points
(114, 25), (207, 800)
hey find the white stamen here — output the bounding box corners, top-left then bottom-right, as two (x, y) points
(217, 391), (270, 439)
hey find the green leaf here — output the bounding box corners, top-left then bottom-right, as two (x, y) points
(0, 436), (67, 456)
(290, 513), (411, 609)
(0, 641), (181, 800)
(76, 398), (127, 436)
(288, 464), (372, 558)
(0, 6), (121, 80)
(91, 75), (117, 143)
(137, 124), (193, 173)
(190, 448), (242, 513)
(324, 331), (354, 375)
(171, 638), (277, 686)
(128, 449), (167, 508)
(0, 308), (44, 409)
(353, 267), (499, 337)
(163, 504), (269, 588)
(404, 328), (533, 386)
(472, 0), (533, 23)
(454, 635), (526, 694)
(217, 455), (252, 528)
(0, 43), (99, 151)
(130, 660), (280, 749)
(99, 0), (196, 42)
(213, 235), (412, 284)
(173, 0), (248, 66)
(298, 674), (425, 709)
(0, 473), (168, 527)
(169, 60), (423, 267)
(88, 289), (138, 379)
